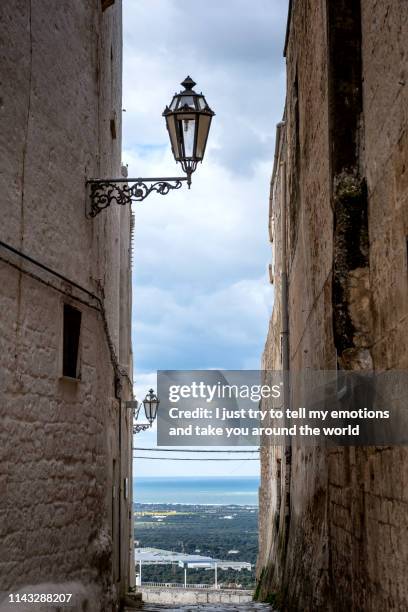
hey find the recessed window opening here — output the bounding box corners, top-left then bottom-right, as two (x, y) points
(62, 304), (82, 379)
(101, 0), (115, 11)
(406, 237), (408, 272)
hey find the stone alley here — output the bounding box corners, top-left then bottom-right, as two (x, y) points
(1, 1), (407, 611)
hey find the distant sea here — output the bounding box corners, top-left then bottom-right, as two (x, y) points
(133, 476), (259, 506)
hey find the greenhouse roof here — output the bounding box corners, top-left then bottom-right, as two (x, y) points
(134, 547), (251, 570)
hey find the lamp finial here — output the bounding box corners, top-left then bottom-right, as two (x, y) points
(181, 76), (196, 91)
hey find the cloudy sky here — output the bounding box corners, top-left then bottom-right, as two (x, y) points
(122, 0), (288, 478)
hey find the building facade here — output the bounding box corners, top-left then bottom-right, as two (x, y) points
(257, 1), (408, 610)
(0, 1), (134, 609)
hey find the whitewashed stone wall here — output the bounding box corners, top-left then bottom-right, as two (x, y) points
(0, 1), (133, 609)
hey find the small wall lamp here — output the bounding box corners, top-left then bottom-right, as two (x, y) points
(128, 389), (160, 434)
(87, 77), (214, 217)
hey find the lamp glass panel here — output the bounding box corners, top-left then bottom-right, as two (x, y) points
(143, 399), (150, 421)
(181, 117), (196, 157)
(144, 398), (158, 422)
(166, 114), (181, 159)
(196, 114), (211, 159)
(197, 97), (207, 110)
(170, 97), (178, 110)
(180, 95), (195, 108)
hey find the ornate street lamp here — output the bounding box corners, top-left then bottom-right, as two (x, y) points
(87, 77), (214, 217)
(143, 388), (160, 425)
(163, 76), (215, 186)
(129, 389), (160, 434)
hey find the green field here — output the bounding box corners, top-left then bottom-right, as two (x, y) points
(134, 503), (258, 588)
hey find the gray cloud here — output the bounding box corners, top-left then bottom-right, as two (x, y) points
(123, 0), (287, 389)
(124, 1), (288, 65)
(123, 0), (288, 176)
(132, 277), (272, 372)
(124, 2), (288, 477)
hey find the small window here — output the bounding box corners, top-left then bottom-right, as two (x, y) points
(110, 118), (117, 140)
(62, 304), (81, 379)
(406, 237), (408, 271)
(268, 263), (274, 285)
(101, 0), (115, 11)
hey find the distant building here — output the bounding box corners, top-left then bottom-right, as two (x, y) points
(0, 1), (133, 609)
(257, 1), (408, 611)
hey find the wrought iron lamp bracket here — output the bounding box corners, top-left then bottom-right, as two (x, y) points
(86, 175), (191, 218)
(133, 423), (152, 434)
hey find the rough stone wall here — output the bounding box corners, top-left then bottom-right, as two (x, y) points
(139, 587), (254, 605)
(0, 1), (133, 610)
(257, 1), (408, 611)
(257, 154), (286, 589)
(362, 1), (408, 370)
